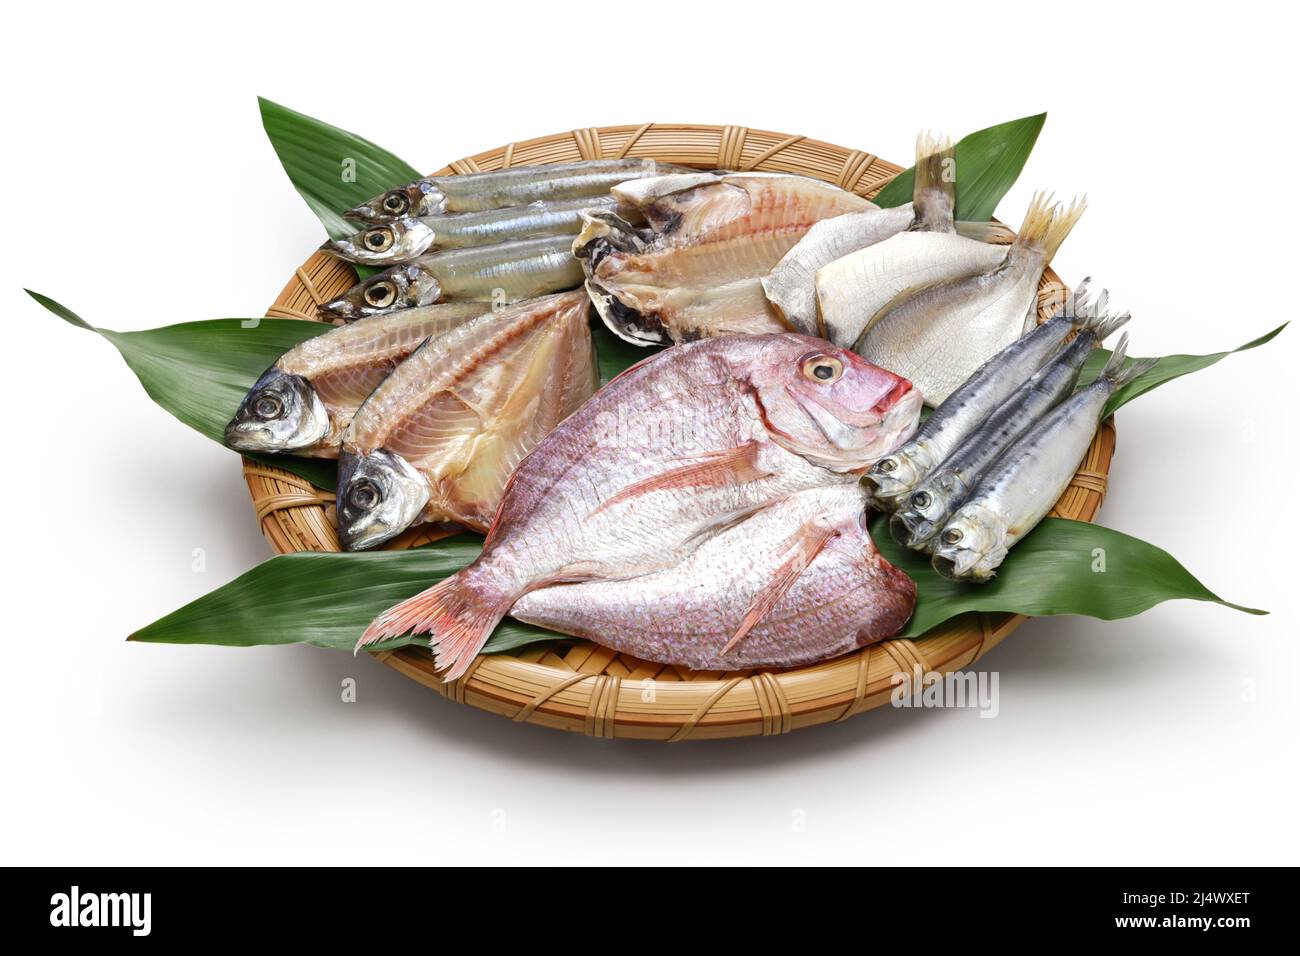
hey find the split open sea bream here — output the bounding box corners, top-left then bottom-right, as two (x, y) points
(356, 333), (921, 677)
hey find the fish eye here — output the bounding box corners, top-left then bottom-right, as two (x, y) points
(801, 354), (844, 383)
(364, 228), (394, 251)
(912, 491), (931, 509)
(254, 395), (283, 420)
(348, 479), (380, 511)
(877, 458), (896, 473)
(364, 281), (397, 308)
(942, 528), (963, 545)
(382, 193), (408, 215)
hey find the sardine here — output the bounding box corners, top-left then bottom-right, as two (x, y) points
(336, 291), (598, 550)
(319, 235), (584, 321)
(764, 133), (1009, 335)
(930, 335), (1156, 581)
(890, 302), (1130, 550)
(864, 280), (1100, 508)
(575, 173), (872, 346)
(346, 159), (690, 222)
(327, 195), (621, 267)
(511, 483), (916, 670)
(355, 333), (921, 677)
(856, 192), (1087, 405)
(223, 302), (489, 457)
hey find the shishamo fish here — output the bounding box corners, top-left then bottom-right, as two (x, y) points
(930, 336), (1155, 582)
(763, 133), (1010, 336)
(336, 291), (597, 550)
(863, 281), (1100, 509)
(575, 172), (872, 345)
(327, 195), (621, 267)
(223, 302), (489, 457)
(346, 159), (690, 222)
(355, 333), (922, 677)
(890, 300), (1130, 550)
(319, 235), (584, 320)
(856, 192), (1087, 405)
(511, 483), (916, 670)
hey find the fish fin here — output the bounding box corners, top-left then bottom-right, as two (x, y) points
(953, 220), (1015, 243)
(590, 442), (770, 517)
(912, 132), (956, 233)
(355, 570), (513, 681)
(720, 522), (841, 655)
(1099, 333), (1158, 389)
(1015, 191), (1087, 262)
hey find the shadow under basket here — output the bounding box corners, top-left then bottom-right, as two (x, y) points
(243, 123), (1112, 741)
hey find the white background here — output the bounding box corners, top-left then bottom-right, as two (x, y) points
(1, 1), (1295, 865)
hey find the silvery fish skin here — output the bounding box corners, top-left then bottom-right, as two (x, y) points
(355, 333), (922, 677)
(576, 172), (872, 346)
(512, 483), (915, 670)
(890, 302), (1129, 550)
(223, 302), (489, 457)
(763, 132), (955, 336)
(856, 192), (1087, 405)
(327, 195), (621, 266)
(931, 335), (1156, 582)
(319, 235), (584, 320)
(863, 280), (1099, 508)
(336, 291), (597, 550)
(346, 159), (690, 222)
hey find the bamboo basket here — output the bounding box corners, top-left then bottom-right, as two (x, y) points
(243, 123), (1113, 741)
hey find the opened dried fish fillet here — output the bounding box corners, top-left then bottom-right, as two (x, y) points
(576, 173), (872, 345)
(335, 291), (597, 550)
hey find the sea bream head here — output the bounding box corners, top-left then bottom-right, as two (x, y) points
(224, 366), (330, 453)
(744, 334), (921, 472)
(345, 180), (445, 222)
(335, 448), (431, 551)
(320, 264), (442, 321)
(326, 218), (437, 266)
(929, 502), (1009, 582)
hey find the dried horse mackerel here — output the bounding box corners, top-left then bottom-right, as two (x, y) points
(336, 290), (598, 550)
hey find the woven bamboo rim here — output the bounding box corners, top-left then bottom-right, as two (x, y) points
(244, 123), (1114, 741)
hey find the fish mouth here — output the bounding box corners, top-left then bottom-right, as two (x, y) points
(930, 553), (961, 580)
(889, 511), (937, 549)
(343, 204), (376, 221)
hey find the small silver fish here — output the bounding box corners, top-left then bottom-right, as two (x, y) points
(346, 159), (689, 222)
(223, 302), (489, 456)
(930, 335), (1156, 581)
(890, 301), (1129, 550)
(320, 235), (584, 321)
(511, 482), (916, 670)
(863, 280), (1099, 509)
(856, 192), (1087, 405)
(327, 195), (621, 267)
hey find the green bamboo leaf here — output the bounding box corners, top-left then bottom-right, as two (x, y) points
(1079, 323), (1287, 417)
(26, 290), (338, 490)
(129, 535), (554, 656)
(871, 113), (1046, 222)
(258, 97), (422, 241)
(873, 516), (1263, 638)
(130, 516), (1261, 657)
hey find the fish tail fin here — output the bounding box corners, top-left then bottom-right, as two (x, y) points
(912, 131), (956, 231)
(1015, 191), (1087, 262)
(355, 568), (514, 681)
(953, 220), (1015, 243)
(1053, 277), (1130, 342)
(1097, 334), (1158, 390)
